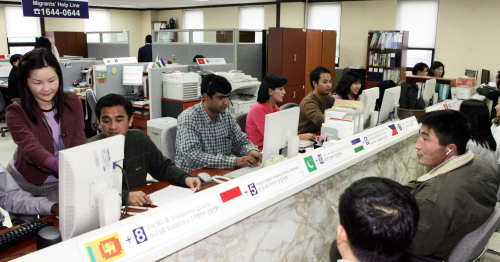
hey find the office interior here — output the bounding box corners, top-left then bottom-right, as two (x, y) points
(2, 0), (500, 261)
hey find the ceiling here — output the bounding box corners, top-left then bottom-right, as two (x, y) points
(1, 0), (278, 9)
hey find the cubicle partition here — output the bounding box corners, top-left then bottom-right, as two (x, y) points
(93, 63), (148, 99)
(59, 60), (95, 88)
(87, 31), (130, 60)
(147, 63), (234, 119)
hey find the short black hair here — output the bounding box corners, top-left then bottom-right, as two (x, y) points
(419, 110), (471, 155)
(429, 61), (445, 77)
(339, 177), (419, 262)
(193, 55), (204, 62)
(9, 54), (21, 66)
(412, 62), (429, 76)
(34, 36), (52, 50)
(201, 74), (232, 99)
(309, 66), (331, 90)
(95, 93), (134, 120)
(257, 74), (288, 103)
(145, 35), (152, 44)
(334, 71), (363, 100)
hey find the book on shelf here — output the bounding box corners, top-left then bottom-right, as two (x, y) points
(368, 52), (399, 67)
(369, 31), (403, 49)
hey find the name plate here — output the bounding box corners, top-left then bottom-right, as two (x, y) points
(396, 117), (419, 134)
(103, 57), (138, 65)
(196, 58), (226, 65)
(218, 161), (303, 214)
(80, 195), (223, 262)
(300, 139), (354, 175)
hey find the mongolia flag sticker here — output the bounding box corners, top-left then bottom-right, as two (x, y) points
(84, 232), (126, 262)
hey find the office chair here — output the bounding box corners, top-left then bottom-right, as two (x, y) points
(0, 91), (9, 137)
(234, 112), (247, 133)
(406, 201), (500, 262)
(85, 89), (100, 132)
(161, 123), (178, 162)
(279, 103), (298, 111)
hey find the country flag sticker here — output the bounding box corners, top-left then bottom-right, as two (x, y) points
(84, 232), (126, 262)
(351, 138), (364, 153)
(197, 58), (206, 64)
(388, 124), (399, 136)
(220, 186), (243, 203)
(304, 156), (317, 173)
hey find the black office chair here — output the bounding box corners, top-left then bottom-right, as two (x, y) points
(279, 103), (298, 111)
(86, 89), (100, 132)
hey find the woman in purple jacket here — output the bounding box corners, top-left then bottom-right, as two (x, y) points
(6, 48), (86, 202)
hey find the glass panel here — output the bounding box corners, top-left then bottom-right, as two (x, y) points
(9, 46), (34, 55)
(155, 31), (189, 43)
(406, 49), (433, 68)
(102, 33), (126, 43)
(8, 37), (37, 43)
(193, 30), (233, 44)
(239, 31), (262, 44)
(87, 33), (100, 43)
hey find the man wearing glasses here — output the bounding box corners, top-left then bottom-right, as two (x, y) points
(175, 74), (261, 172)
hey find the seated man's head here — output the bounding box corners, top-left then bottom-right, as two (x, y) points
(412, 63), (429, 76)
(337, 177), (419, 262)
(10, 54), (21, 67)
(95, 93), (134, 138)
(201, 74), (232, 115)
(416, 110), (470, 167)
(309, 66), (332, 96)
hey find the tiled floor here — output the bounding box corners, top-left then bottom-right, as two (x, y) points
(1, 121), (500, 260)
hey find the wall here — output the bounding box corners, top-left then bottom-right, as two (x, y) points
(0, 5), (8, 54)
(157, 10), (182, 29)
(264, 4), (277, 29)
(280, 2), (305, 28)
(45, 17), (84, 32)
(435, 0), (500, 79)
(109, 9), (143, 57)
(339, 0), (397, 68)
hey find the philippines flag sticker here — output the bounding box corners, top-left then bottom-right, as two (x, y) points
(220, 187), (243, 203)
(388, 124), (399, 136)
(351, 138), (364, 153)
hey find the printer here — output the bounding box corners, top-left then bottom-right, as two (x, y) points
(216, 72), (260, 115)
(162, 72), (201, 100)
(147, 117), (177, 151)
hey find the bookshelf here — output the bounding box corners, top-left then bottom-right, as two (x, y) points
(365, 30), (409, 89)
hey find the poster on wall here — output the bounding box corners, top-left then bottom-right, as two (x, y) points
(22, 0), (89, 18)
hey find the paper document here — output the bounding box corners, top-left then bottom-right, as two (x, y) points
(148, 185), (194, 207)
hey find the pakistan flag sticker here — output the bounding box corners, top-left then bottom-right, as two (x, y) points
(304, 156), (317, 173)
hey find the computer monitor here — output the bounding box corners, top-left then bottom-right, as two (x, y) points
(481, 69), (490, 84)
(123, 65), (144, 86)
(377, 86), (401, 125)
(465, 69), (478, 79)
(262, 107), (300, 164)
(359, 87), (380, 125)
(59, 135), (125, 241)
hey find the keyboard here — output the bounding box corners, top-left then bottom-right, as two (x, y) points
(225, 163), (263, 178)
(0, 220), (54, 251)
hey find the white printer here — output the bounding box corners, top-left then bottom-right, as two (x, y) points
(216, 72), (260, 115)
(162, 73), (201, 100)
(147, 117), (177, 151)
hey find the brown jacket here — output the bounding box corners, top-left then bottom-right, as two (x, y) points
(7, 92), (86, 185)
(298, 92), (335, 134)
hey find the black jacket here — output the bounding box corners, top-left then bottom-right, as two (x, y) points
(7, 67), (19, 104)
(138, 44), (152, 62)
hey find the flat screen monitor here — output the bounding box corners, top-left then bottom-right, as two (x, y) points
(481, 69), (490, 84)
(465, 69), (478, 79)
(359, 87), (380, 125)
(59, 135), (125, 241)
(377, 86), (401, 125)
(123, 65), (144, 86)
(262, 107), (300, 164)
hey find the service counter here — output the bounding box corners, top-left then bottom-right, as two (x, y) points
(16, 118), (421, 262)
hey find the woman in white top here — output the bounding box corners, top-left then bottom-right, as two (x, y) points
(491, 96), (500, 167)
(460, 99), (499, 170)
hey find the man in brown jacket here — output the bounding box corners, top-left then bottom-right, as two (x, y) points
(298, 66), (335, 134)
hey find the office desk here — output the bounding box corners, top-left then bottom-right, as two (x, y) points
(0, 168), (231, 261)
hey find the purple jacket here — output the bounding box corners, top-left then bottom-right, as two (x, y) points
(7, 92), (86, 185)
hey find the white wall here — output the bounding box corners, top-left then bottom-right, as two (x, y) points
(0, 5), (8, 54)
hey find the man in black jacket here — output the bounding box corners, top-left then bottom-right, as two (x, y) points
(6, 54), (21, 105)
(138, 35), (152, 62)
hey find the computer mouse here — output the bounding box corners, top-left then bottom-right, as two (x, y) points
(197, 172), (212, 183)
(37, 226), (62, 250)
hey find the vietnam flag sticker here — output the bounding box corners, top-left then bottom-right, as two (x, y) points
(84, 232), (126, 262)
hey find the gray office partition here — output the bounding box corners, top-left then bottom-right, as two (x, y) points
(88, 43), (102, 60)
(152, 44), (190, 64)
(59, 60), (95, 88)
(190, 44), (236, 65)
(88, 43), (129, 61)
(148, 63), (234, 120)
(94, 63), (147, 99)
(237, 44), (263, 80)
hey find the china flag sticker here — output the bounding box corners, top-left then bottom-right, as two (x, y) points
(84, 232), (126, 262)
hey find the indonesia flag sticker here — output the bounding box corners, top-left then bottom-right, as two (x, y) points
(220, 186), (243, 203)
(388, 124), (399, 136)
